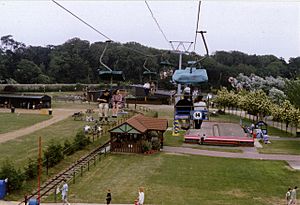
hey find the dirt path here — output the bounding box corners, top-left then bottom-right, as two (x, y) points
(0, 108), (83, 144)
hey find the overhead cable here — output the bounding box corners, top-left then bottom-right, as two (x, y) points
(52, 0), (112, 41)
(145, 1), (174, 50)
(52, 0), (167, 58)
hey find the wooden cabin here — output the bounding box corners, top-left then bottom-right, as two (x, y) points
(0, 94), (51, 109)
(109, 114), (168, 153)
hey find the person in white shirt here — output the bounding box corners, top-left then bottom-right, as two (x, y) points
(290, 186), (298, 205)
(137, 187), (144, 205)
(286, 187), (292, 205)
(193, 95), (207, 129)
(61, 179), (69, 205)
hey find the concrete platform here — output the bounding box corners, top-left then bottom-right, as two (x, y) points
(190, 121), (247, 137)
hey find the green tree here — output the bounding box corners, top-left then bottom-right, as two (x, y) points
(285, 79), (300, 108)
(43, 141), (64, 168)
(0, 160), (24, 192)
(14, 59), (42, 83)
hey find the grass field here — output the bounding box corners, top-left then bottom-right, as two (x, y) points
(258, 140), (300, 155)
(0, 113), (51, 134)
(59, 153), (298, 205)
(51, 101), (98, 109)
(2, 115), (112, 200)
(0, 117), (89, 168)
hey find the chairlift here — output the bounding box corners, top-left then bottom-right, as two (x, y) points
(159, 60), (174, 80)
(98, 40), (125, 85)
(143, 59), (157, 81)
(172, 31), (209, 85)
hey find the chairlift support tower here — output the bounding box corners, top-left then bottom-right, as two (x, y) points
(169, 41), (194, 103)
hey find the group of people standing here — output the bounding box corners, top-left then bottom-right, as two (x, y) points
(286, 186), (298, 205)
(97, 89), (124, 120)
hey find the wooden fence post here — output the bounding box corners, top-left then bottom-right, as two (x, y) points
(73, 169), (75, 184)
(54, 186), (57, 202)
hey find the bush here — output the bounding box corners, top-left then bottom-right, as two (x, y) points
(141, 141), (152, 153)
(0, 160), (24, 192)
(73, 130), (90, 151)
(151, 140), (161, 151)
(24, 158), (38, 180)
(63, 139), (75, 156)
(43, 141), (64, 168)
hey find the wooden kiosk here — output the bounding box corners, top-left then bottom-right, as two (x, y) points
(109, 114), (168, 153)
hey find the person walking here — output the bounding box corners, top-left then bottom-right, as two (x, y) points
(106, 189), (112, 205)
(61, 179), (69, 205)
(290, 186), (298, 205)
(286, 188), (292, 205)
(137, 187), (144, 205)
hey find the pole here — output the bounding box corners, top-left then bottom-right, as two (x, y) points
(38, 136), (42, 203)
(176, 52), (183, 103)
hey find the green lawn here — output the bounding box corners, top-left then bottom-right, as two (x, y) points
(0, 117), (100, 169)
(51, 101), (98, 109)
(0, 113), (51, 134)
(1, 116), (113, 200)
(164, 130), (186, 147)
(60, 153), (298, 205)
(258, 140), (300, 155)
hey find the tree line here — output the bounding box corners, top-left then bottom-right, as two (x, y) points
(214, 87), (300, 133)
(1, 35), (299, 89)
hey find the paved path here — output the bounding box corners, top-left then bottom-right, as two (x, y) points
(163, 146), (300, 170)
(0, 108), (83, 144)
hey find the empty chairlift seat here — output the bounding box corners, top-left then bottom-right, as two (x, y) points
(172, 67), (208, 85)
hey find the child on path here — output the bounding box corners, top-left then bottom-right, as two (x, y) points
(137, 187), (144, 205)
(286, 188), (292, 205)
(106, 189), (112, 205)
(290, 186), (298, 205)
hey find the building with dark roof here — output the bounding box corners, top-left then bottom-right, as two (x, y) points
(109, 114), (168, 153)
(0, 94), (51, 109)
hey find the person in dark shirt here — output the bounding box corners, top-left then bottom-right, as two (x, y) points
(176, 94), (193, 115)
(175, 93), (193, 130)
(106, 189), (112, 205)
(97, 89), (111, 121)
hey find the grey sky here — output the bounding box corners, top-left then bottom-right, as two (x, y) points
(0, 1), (299, 60)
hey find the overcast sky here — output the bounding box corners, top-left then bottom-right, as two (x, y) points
(0, 1), (299, 60)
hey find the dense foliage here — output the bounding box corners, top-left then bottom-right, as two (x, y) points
(213, 87), (300, 131)
(1, 35), (300, 89)
(0, 160), (24, 192)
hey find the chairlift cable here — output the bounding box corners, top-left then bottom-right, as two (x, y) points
(52, 0), (112, 41)
(144, 1), (174, 50)
(193, 1), (202, 52)
(52, 0), (169, 58)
